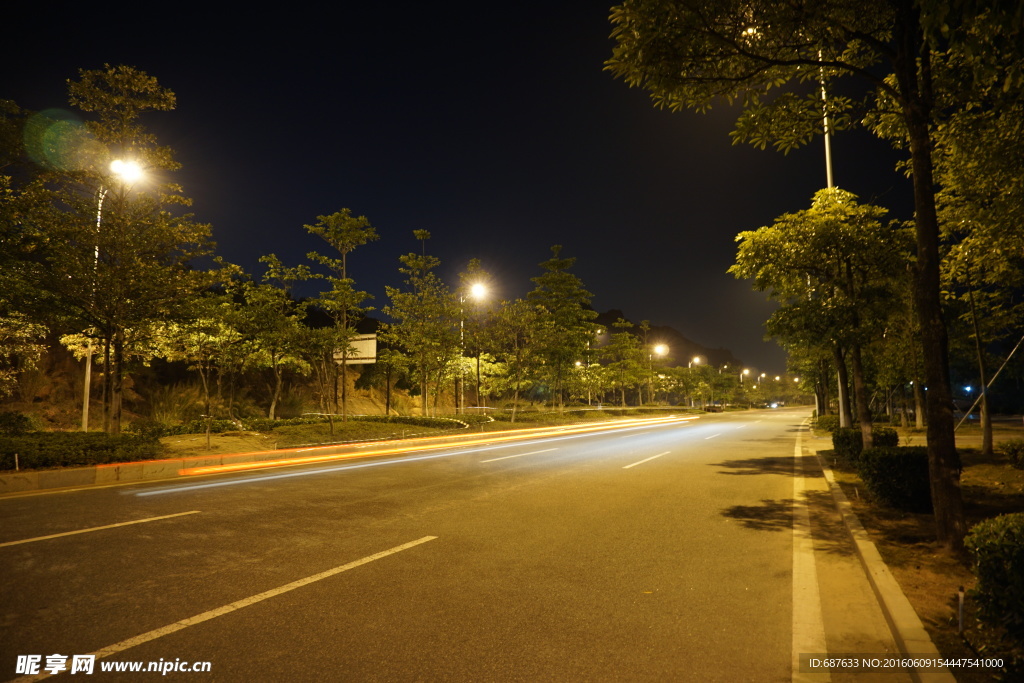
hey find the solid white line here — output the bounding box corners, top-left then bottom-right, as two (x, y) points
(622, 451), (669, 469)
(791, 423), (830, 682)
(480, 448), (557, 463)
(10, 536), (438, 682)
(0, 511), (201, 548)
(705, 433), (722, 440)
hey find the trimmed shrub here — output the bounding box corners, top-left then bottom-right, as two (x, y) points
(814, 414), (840, 433)
(873, 426), (899, 448)
(0, 432), (164, 471)
(0, 411), (32, 436)
(858, 446), (932, 513)
(832, 428), (863, 462)
(353, 415), (466, 430)
(832, 426), (900, 464)
(965, 513), (1024, 646)
(997, 439), (1024, 470)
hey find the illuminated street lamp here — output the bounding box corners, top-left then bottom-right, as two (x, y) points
(689, 356), (701, 368)
(459, 282), (488, 413)
(647, 343), (669, 404)
(82, 159), (144, 432)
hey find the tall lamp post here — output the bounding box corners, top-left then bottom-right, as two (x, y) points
(459, 282), (487, 413)
(648, 343), (668, 405)
(81, 159), (143, 431)
(687, 356), (701, 407)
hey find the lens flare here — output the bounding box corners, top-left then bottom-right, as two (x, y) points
(23, 109), (105, 171)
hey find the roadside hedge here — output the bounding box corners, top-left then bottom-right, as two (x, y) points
(814, 414), (841, 433)
(832, 426), (899, 464)
(857, 446), (931, 512)
(965, 513), (1024, 647)
(997, 439), (1024, 470)
(0, 433), (163, 471)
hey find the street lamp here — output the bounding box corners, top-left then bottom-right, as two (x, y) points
(81, 159), (143, 432)
(648, 343), (669, 404)
(459, 282), (487, 413)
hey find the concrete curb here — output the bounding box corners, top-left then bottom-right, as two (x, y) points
(0, 447), (350, 495)
(808, 440), (957, 683)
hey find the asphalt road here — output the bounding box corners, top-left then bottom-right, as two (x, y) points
(2, 408), (819, 682)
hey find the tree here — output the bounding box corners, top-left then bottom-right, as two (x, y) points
(527, 246), (598, 410)
(383, 231), (460, 417)
(6, 66), (216, 432)
(305, 208), (379, 420)
(605, 0), (1021, 548)
(731, 188), (910, 449)
(602, 318), (646, 406)
(488, 299), (540, 421)
(232, 255), (311, 420)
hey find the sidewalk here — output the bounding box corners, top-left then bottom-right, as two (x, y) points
(799, 428), (955, 683)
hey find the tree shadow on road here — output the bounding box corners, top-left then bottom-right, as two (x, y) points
(710, 454), (824, 478)
(720, 490), (856, 556)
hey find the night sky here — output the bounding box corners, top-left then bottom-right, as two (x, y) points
(6, 2), (913, 372)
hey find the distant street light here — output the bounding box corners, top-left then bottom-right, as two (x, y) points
(82, 159), (144, 432)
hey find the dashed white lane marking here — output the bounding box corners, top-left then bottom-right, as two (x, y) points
(11, 536), (438, 682)
(480, 448), (558, 463)
(0, 511), (201, 548)
(705, 433), (722, 440)
(622, 451), (670, 470)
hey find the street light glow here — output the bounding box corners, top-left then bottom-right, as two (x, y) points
(653, 344), (668, 356)
(110, 159), (143, 183)
(470, 282), (487, 299)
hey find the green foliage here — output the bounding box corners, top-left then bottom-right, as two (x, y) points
(833, 426), (900, 463)
(526, 246), (598, 408)
(0, 432), (163, 470)
(997, 439), (1024, 469)
(353, 415), (467, 430)
(814, 414), (840, 433)
(832, 428), (864, 463)
(382, 231), (460, 417)
(858, 446), (932, 513)
(873, 426), (899, 448)
(965, 513), (1024, 647)
(0, 411), (32, 436)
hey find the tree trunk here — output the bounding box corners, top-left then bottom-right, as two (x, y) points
(269, 358), (282, 420)
(893, 4), (965, 549)
(111, 330), (124, 434)
(850, 342), (873, 450)
(833, 345), (852, 428)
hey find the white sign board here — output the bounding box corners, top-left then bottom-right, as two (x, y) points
(334, 333), (377, 365)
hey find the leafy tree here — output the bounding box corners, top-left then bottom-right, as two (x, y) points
(731, 188), (911, 448)
(383, 231), (460, 417)
(526, 246), (598, 410)
(605, 2), (1021, 546)
(487, 298), (540, 421)
(305, 208), (379, 420)
(159, 289), (244, 419)
(232, 255), (311, 419)
(602, 318), (646, 406)
(29, 66), (216, 432)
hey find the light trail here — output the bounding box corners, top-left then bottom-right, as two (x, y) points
(177, 415), (698, 478)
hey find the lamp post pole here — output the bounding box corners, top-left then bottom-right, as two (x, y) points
(81, 160), (143, 432)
